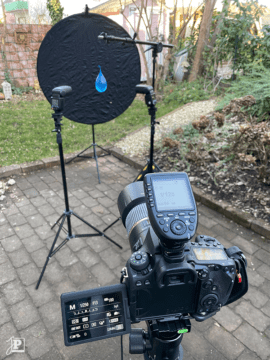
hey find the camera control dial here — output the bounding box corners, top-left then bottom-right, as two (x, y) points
(201, 294), (219, 309)
(130, 251), (150, 271)
(170, 220), (187, 235)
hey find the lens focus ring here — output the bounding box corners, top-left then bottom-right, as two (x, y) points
(125, 203), (148, 236)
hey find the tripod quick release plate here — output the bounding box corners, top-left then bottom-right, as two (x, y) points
(61, 284), (131, 346)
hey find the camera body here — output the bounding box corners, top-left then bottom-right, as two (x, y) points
(61, 172), (248, 347)
(118, 172), (247, 323)
(124, 231), (236, 323)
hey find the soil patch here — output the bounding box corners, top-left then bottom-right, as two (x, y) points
(153, 146), (270, 223)
(140, 97), (270, 224)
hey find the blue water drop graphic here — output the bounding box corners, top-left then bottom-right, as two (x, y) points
(95, 65), (107, 93)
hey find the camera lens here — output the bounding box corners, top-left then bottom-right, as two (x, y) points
(118, 182), (150, 252)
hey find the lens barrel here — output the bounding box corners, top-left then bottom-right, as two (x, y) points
(118, 182), (151, 252)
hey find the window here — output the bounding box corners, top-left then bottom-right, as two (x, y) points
(18, 17), (26, 24)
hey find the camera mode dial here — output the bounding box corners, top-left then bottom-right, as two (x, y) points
(130, 251), (150, 271)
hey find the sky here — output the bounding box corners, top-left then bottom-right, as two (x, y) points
(63, 0), (270, 16)
(0, 0), (269, 20)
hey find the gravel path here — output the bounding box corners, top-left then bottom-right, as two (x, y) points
(116, 99), (218, 157)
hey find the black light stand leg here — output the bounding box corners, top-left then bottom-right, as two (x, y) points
(36, 92), (122, 290)
(92, 125), (101, 184)
(36, 214), (67, 289)
(103, 216), (121, 233)
(66, 124), (113, 183)
(65, 144), (95, 164)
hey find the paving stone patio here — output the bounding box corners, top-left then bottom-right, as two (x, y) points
(0, 155), (270, 360)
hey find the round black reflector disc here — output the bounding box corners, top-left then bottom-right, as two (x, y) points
(37, 12), (141, 125)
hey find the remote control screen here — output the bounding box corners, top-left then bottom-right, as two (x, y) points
(152, 177), (194, 211)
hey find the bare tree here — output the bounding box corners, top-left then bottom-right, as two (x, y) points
(188, 0), (217, 82)
(119, 0), (154, 85)
(26, 0), (52, 24)
(119, 0), (203, 91)
(162, 0), (203, 88)
(0, 0), (9, 84)
(0, 0), (6, 27)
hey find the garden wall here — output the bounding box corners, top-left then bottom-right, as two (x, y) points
(0, 24), (52, 88)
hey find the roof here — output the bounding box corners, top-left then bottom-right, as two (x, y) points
(4, 0), (28, 12)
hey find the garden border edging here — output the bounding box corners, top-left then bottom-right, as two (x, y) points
(0, 145), (269, 241)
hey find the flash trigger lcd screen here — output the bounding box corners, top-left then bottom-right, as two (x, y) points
(193, 247), (228, 261)
(152, 177), (194, 212)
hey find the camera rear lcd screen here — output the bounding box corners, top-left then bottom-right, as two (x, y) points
(64, 292), (125, 344)
(152, 178), (194, 212)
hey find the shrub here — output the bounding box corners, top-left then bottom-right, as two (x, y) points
(164, 78), (221, 105)
(216, 63), (270, 121)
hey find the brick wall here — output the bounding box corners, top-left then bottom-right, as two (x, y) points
(0, 24), (52, 88)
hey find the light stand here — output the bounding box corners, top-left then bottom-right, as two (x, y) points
(36, 86), (122, 290)
(133, 84), (161, 182)
(134, 42), (164, 181)
(65, 124), (111, 184)
(99, 33), (174, 233)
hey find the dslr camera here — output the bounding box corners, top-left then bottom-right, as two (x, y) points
(61, 172), (248, 360)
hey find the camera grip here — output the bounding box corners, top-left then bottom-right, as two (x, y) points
(225, 246), (248, 305)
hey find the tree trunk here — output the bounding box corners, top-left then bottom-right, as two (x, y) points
(1, 0), (6, 28)
(1, 0), (8, 84)
(188, 0), (216, 82)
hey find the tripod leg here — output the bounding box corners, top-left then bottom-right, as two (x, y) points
(36, 214), (67, 290)
(65, 145), (94, 164)
(103, 217), (121, 232)
(72, 212), (122, 249)
(91, 125), (101, 184)
(51, 212), (65, 230)
(93, 144), (101, 184)
(96, 144), (111, 157)
(154, 162), (162, 172)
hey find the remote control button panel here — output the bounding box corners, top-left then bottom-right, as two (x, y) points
(144, 173), (198, 242)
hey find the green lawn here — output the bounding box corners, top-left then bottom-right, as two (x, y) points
(0, 97), (181, 166)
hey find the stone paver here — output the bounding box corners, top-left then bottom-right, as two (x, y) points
(0, 156), (269, 360)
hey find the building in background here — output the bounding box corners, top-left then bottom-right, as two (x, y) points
(3, 0), (29, 24)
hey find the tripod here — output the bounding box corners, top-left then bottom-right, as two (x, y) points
(129, 318), (187, 360)
(65, 124), (111, 184)
(36, 86), (122, 290)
